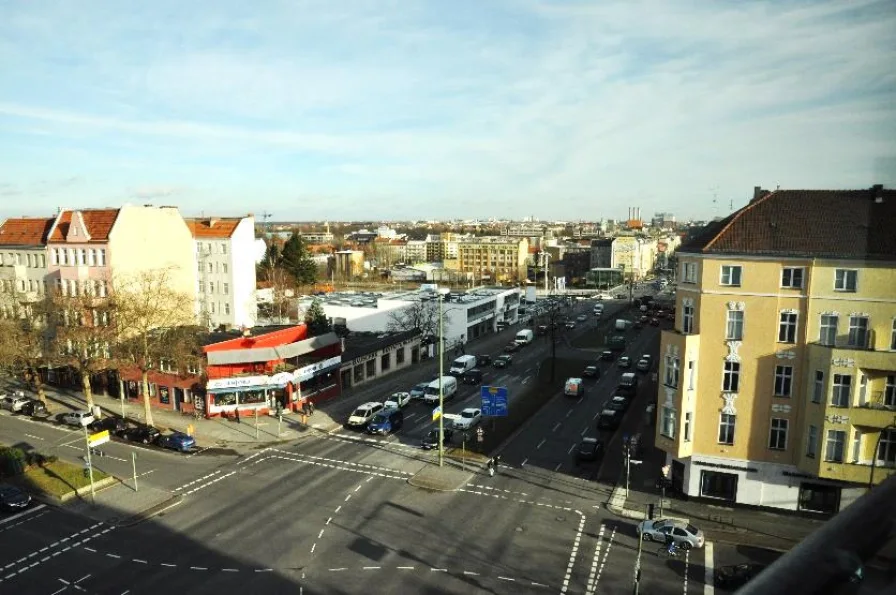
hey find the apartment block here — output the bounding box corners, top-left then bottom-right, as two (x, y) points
(0, 217), (53, 310)
(458, 236), (529, 283)
(656, 185), (895, 514)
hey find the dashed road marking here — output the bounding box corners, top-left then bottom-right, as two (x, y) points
(183, 471), (236, 495)
(536, 439), (546, 449)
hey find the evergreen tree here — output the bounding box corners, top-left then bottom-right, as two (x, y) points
(281, 233), (317, 285)
(304, 299), (331, 336)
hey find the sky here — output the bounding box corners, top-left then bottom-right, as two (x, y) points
(1, 0), (894, 223)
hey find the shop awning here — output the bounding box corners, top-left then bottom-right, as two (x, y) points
(206, 332), (341, 366)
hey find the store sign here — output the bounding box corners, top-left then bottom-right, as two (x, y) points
(296, 356), (342, 381)
(207, 375), (270, 390)
(348, 337), (418, 367)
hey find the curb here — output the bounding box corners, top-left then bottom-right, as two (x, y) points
(117, 493), (184, 527)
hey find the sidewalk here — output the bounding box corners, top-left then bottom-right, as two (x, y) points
(63, 480), (182, 526)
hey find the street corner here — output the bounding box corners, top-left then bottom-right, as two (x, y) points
(407, 465), (475, 492)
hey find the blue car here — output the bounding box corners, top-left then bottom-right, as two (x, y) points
(366, 408), (404, 435)
(157, 432), (196, 453)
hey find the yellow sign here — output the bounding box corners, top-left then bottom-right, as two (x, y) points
(88, 430), (110, 447)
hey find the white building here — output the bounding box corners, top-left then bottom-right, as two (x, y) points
(186, 216), (257, 329)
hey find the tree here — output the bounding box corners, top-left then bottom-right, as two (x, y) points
(386, 297), (443, 339)
(303, 299), (331, 336)
(281, 232), (317, 286)
(0, 293), (54, 407)
(111, 268), (197, 428)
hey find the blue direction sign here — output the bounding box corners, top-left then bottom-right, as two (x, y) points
(480, 385), (509, 417)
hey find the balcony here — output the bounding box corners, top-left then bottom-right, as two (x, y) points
(810, 458), (896, 485)
(851, 391), (896, 429)
(806, 334), (894, 371)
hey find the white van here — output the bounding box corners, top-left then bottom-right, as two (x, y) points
(515, 329), (534, 345)
(423, 376), (458, 405)
(449, 354), (477, 376)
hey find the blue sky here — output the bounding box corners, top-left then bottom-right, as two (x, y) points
(1, 0), (894, 222)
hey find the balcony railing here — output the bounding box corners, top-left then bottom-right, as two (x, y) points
(856, 390), (896, 412)
(810, 329), (877, 351)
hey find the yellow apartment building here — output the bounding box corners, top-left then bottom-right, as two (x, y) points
(458, 236), (529, 284)
(656, 185), (895, 514)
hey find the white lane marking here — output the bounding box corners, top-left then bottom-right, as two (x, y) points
(132, 559), (147, 564)
(354, 485), (361, 492)
(552, 422), (561, 432)
(594, 525), (616, 588)
(190, 566), (207, 571)
(592, 412), (599, 420)
(0, 504), (47, 525)
(522, 458), (528, 466)
(329, 568), (347, 572)
(75, 574), (91, 584)
(362, 566), (380, 570)
(498, 576), (515, 581)
(318, 529), (324, 539)
(567, 443), (576, 455)
(24, 433), (45, 441)
(83, 548), (96, 553)
(430, 568), (447, 572)
(344, 494), (351, 502)
(222, 568), (239, 572)
(326, 517), (332, 525)
(559, 511), (587, 594)
(106, 554), (120, 559)
(183, 471), (236, 495)
(536, 439), (546, 449)
(397, 566), (415, 570)
(173, 470), (221, 491)
(464, 570), (479, 576)
(703, 542), (714, 595)
(565, 410), (573, 418)
(522, 376), (531, 385)
(554, 462), (562, 471)
(161, 563), (177, 568)
(310, 543), (316, 553)
(581, 426), (588, 436)
(334, 506), (342, 513)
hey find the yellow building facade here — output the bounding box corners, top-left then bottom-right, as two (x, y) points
(458, 237), (529, 284)
(656, 185), (895, 514)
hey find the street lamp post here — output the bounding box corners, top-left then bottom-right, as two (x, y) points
(438, 296), (445, 468)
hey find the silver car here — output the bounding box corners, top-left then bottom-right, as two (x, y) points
(636, 519), (705, 549)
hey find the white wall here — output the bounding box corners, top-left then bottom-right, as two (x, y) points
(230, 216), (258, 328)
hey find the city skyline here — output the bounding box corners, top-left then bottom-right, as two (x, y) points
(1, 0), (894, 222)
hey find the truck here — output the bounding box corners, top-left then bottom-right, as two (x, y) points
(514, 329), (534, 345)
(423, 376), (458, 405)
(615, 319), (631, 331)
(449, 354), (477, 376)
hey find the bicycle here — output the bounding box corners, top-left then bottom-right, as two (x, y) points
(656, 542), (683, 558)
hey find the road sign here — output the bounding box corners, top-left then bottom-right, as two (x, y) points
(88, 430), (110, 447)
(476, 427), (484, 443)
(480, 385), (508, 417)
(432, 405), (442, 421)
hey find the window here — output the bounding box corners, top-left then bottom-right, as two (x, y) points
(664, 355), (680, 388)
(878, 429), (896, 466)
(88, 249), (96, 266)
(208, 282), (215, 293)
(681, 262), (697, 283)
(781, 267), (804, 289)
(726, 309), (744, 340)
(210, 303), (216, 314)
(67, 249), (74, 265)
(769, 418), (789, 450)
(77, 248), (86, 265)
(885, 375), (895, 408)
(687, 360), (696, 390)
(778, 312), (798, 343)
(661, 406), (676, 438)
(847, 316), (869, 348)
(207, 262), (214, 273)
(819, 314), (838, 346)
(683, 412), (692, 442)
(720, 265), (742, 286)
(824, 430), (846, 462)
(718, 413), (736, 445)
(396, 347), (405, 365)
(834, 269), (857, 292)
(380, 352), (391, 372)
(682, 304), (694, 334)
(812, 371), (824, 404)
(222, 244), (228, 255)
(223, 283), (229, 295)
(722, 361), (740, 392)
(774, 365), (794, 397)
(365, 359), (376, 377)
(98, 249), (106, 266)
(806, 425), (818, 458)
(223, 263), (228, 274)
(831, 374), (851, 407)
(224, 303), (230, 315)
(51, 248), (59, 266)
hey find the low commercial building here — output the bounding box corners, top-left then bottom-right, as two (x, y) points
(339, 330), (422, 390)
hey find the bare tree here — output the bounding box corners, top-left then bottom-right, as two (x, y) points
(386, 298), (444, 339)
(111, 269), (197, 427)
(0, 291), (54, 407)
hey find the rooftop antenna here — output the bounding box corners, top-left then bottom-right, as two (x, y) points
(260, 211), (272, 236)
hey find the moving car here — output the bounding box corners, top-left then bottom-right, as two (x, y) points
(462, 368), (483, 385)
(565, 321), (576, 329)
(88, 416), (128, 435)
(493, 354), (513, 368)
(346, 402), (384, 429)
(423, 376), (458, 405)
(617, 372), (639, 396)
(582, 365), (600, 379)
(0, 393), (30, 413)
(422, 428), (453, 450)
(453, 408), (482, 430)
(0, 484), (31, 512)
(366, 408), (404, 435)
(576, 314), (587, 322)
(615, 293), (627, 299)
(475, 354), (492, 367)
(384, 392), (411, 409)
(636, 519), (705, 550)
(409, 382), (429, 400)
(597, 409), (622, 431)
(123, 425), (161, 444)
(564, 378), (585, 397)
(575, 437), (603, 462)
(600, 350), (615, 362)
(713, 563), (766, 590)
(605, 394), (630, 412)
(504, 341), (521, 353)
(650, 317), (660, 326)
(157, 432), (196, 452)
(618, 356), (631, 368)
(60, 410), (96, 427)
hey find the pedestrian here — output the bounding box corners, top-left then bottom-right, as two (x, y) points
(494, 454), (502, 469)
(487, 459), (495, 477)
(235, 408), (241, 424)
(308, 399), (315, 416)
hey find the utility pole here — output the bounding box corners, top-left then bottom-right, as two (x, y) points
(438, 295), (445, 468)
(83, 426), (96, 505)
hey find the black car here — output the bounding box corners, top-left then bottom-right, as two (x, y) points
(575, 437), (603, 462)
(475, 354), (492, 367)
(504, 342), (521, 353)
(123, 425), (161, 444)
(422, 428), (453, 450)
(493, 355), (513, 368)
(714, 563), (766, 590)
(89, 416), (128, 435)
(600, 350), (615, 362)
(605, 394), (630, 412)
(20, 399), (50, 418)
(0, 484), (32, 512)
(462, 368), (484, 385)
(597, 409), (622, 431)
(582, 365), (600, 378)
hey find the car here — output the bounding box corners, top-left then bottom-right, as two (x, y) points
(475, 354), (492, 367)
(605, 394), (630, 412)
(20, 399), (50, 418)
(633, 321), (643, 330)
(564, 377), (585, 397)
(597, 409), (622, 431)
(366, 408), (404, 435)
(347, 402), (384, 428)
(422, 428), (453, 450)
(0, 393), (30, 413)
(600, 350), (615, 362)
(640, 304), (649, 313)
(636, 519), (705, 549)
(639, 315), (649, 324)
(493, 354), (513, 368)
(575, 437), (603, 462)
(618, 356), (631, 368)
(59, 410), (96, 427)
(636, 358), (651, 372)
(565, 321), (576, 329)
(88, 416), (128, 435)
(650, 317), (660, 326)
(536, 325), (548, 336)
(409, 382), (429, 400)
(0, 484), (32, 512)
(582, 365), (600, 379)
(504, 341), (521, 353)
(615, 294), (627, 299)
(576, 314), (587, 322)
(453, 408), (482, 430)
(384, 392), (411, 409)
(462, 368), (484, 385)
(157, 432), (196, 452)
(123, 425), (161, 444)
(714, 563), (766, 590)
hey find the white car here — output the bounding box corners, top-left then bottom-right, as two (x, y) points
(60, 410), (96, 427)
(0, 393), (30, 413)
(346, 402), (383, 428)
(384, 392), (411, 409)
(453, 408), (482, 430)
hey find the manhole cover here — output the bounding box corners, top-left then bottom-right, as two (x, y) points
(556, 515), (567, 522)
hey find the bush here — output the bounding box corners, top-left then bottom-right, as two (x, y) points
(0, 446), (27, 477)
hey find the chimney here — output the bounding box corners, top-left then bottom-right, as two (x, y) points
(871, 184), (884, 203)
(753, 186), (766, 201)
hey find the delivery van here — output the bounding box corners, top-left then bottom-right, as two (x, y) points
(615, 319), (630, 331)
(423, 376), (458, 405)
(564, 377), (585, 397)
(449, 354), (477, 376)
(515, 329), (534, 345)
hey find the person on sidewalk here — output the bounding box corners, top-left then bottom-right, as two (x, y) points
(308, 399), (315, 416)
(487, 459), (495, 477)
(235, 409), (241, 424)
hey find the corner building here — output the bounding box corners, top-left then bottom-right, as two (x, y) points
(656, 185), (896, 514)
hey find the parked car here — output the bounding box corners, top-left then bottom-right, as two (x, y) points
(597, 409), (622, 431)
(576, 314), (587, 322)
(475, 354), (492, 367)
(615, 293), (627, 299)
(384, 392), (411, 409)
(504, 341), (521, 353)
(576, 437), (603, 462)
(462, 368), (484, 385)
(88, 416), (128, 435)
(157, 432), (196, 452)
(346, 402), (384, 429)
(650, 317), (660, 326)
(0, 393), (30, 413)
(618, 356), (631, 369)
(600, 350), (615, 362)
(21, 399), (50, 418)
(422, 428), (453, 450)
(0, 484), (32, 512)
(453, 408), (482, 430)
(582, 365), (600, 379)
(565, 321), (576, 329)
(409, 382), (429, 400)
(123, 425), (161, 445)
(605, 394), (630, 412)
(636, 519), (705, 549)
(636, 358), (651, 372)
(714, 563), (766, 590)
(59, 410), (96, 427)
(493, 354), (513, 368)
(564, 377), (585, 397)
(366, 408), (404, 435)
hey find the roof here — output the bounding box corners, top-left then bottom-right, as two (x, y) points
(341, 329), (420, 361)
(185, 218), (242, 239)
(680, 186), (896, 260)
(0, 217), (55, 246)
(48, 209), (120, 243)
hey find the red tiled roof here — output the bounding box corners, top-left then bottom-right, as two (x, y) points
(681, 186), (896, 259)
(48, 209), (120, 243)
(185, 218), (242, 239)
(0, 217), (55, 246)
